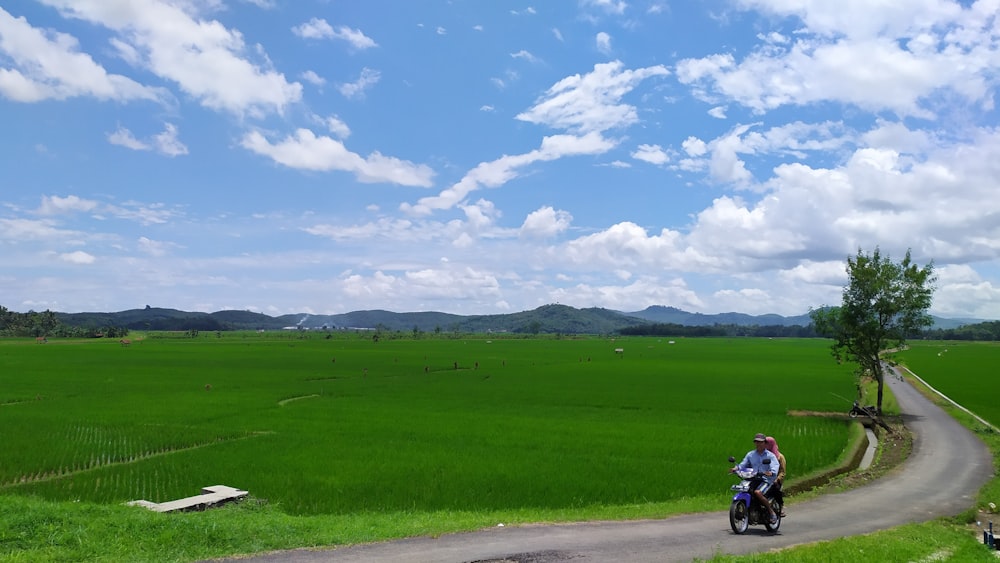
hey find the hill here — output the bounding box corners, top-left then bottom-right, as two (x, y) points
(51, 304), (978, 335)
(624, 305), (813, 326)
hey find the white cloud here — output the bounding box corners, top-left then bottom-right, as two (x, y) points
(303, 219), (406, 241)
(706, 126), (755, 185)
(0, 218), (78, 241)
(22, 196), (178, 234)
(103, 201), (178, 225)
(108, 123), (187, 156)
(37, 195), (99, 215)
(708, 106), (727, 119)
(291, 17), (333, 39)
(58, 250), (96, 264)
(682, 136), (708, 157)
(511, 50), (541, 64)
(402, 61), (670, 216)
(933, 264), (1000, 319)
(153, 123), (188, 157)
(293, 19), (377, 50)
(563, 222), (693, 270)
(0, 7), (162, 103)
(781, 260), (846, 286)
(583, 0), (628, 16)
(677, 2), (996, 117)
(339, 267), (503, 308)
(108, 126), (150, 151)
(680, 121), (852, 186)
(331, 26), (377, 49)
(339, 67), (380, 99)
(595, 32), (612, 54)
(652, 123), (1000, 285)
(300, 70), (325, 86)
(550, 276), (705, 313)
(137, 236), (176, 257)
(38, 0), (302, 117)
(520, 206), (572, 239)
(736, 0), (963, 40)
(241, 129), (435, 186)
(460, 199), (502, 234)
(323, 115), (351, 138)
(516, 61), (669, 134)
(632, 144), (668, 165)
(402, 132), (615, 215)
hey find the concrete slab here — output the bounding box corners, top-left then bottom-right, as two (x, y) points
(128, 485), (248, 513)
(858, 427), (878, 470)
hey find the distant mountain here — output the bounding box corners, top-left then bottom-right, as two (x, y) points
(624, 306), (813, 327)
(53, 304), (980, 334)
(624, 306), (972, 331)
(927, 316), (981, 330)
(273, 310), (466, 332)
(454, 304), (644, 334)
(58, 307), (224, 331)
(264, 305), (642, 334)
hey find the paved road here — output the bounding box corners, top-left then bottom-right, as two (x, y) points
(211, 374), (993, 562)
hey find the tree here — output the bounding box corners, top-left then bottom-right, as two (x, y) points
(38, 310), (59, 337)
(811, 247), (935, 414)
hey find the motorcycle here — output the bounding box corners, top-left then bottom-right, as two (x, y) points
(728, 456), (782, 534)
(849, 401), (878, 418)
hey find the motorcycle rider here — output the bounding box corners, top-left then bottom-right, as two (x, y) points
(731, 432), (780, 524)
(765, 436), (787, 516)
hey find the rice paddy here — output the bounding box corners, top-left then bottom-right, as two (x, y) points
(895, 340), (1000, 427)
(0, 334), (858, 516)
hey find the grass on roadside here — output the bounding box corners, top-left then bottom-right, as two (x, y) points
(0, 491), (739, 562)
(702, 519), (995, 562)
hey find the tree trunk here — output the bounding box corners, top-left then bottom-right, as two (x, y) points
(875, 363), (884, 416)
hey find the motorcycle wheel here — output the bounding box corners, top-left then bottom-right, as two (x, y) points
(849, 410), (858, 418)
(729, 500), (749, 534)
(764, 501), (781, 532)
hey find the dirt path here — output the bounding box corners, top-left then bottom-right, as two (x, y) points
(208, 373), (993, 563)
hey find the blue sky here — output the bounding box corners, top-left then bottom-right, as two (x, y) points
(2, 0), (1000, 319)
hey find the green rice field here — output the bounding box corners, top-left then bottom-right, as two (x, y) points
(0, 334), (859, 516)
(895, 340), (1000, 427)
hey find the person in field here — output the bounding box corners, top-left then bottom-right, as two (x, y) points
(731, 433), (780, 525)
(765, 436), (787, 516)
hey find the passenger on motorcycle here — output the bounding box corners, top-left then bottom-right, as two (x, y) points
(731, 432), (780, 524)
(765, 435), (787, 516)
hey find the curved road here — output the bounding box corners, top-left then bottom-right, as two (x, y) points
(213, 374), (993, 562)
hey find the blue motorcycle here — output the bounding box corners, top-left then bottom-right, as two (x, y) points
(728, 456), (782, 534)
